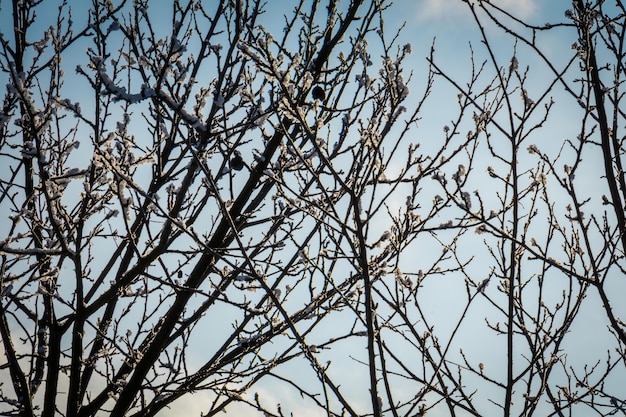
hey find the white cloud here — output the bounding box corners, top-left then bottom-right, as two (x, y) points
(159, 390), (216, 417)
(416, 0), (537, 22)
(161, 384), (331, 417)
(495, 0), (537, 18)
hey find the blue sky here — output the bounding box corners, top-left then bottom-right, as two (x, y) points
(2, 1), (625, 416)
